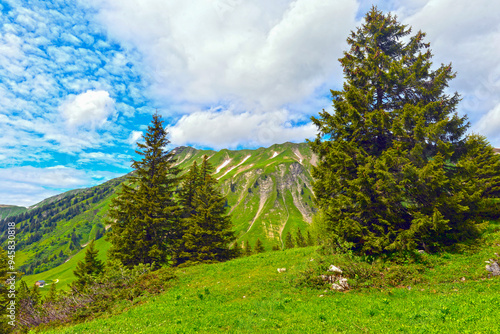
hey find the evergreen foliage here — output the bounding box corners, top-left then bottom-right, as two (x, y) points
(310, 7), (500, 256)
(45, 282), (58, 304)
(31, 284), (41, 306)
(254, 238), (265, 253)
(306, 231), (315, 247)
(244, 240), (252, 256)
(295, 228), (306, 247)
(107, 112), (182, 267)
(0, 247), (12, 331)
(285, 232), (295, 249)
(177, 155), (236, 265)
(72, 240), (104, 290)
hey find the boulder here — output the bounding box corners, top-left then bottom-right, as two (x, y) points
(319, 265), (349, 291)
(485, 261), (500, 276)
(327, 265), (342, 274)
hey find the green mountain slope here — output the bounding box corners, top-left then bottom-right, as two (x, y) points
(173, 142), (317, 249)
(0, 142), (317, 275)
(0, 204), (27, 220)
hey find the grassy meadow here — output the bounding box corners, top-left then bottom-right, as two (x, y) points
(32, 223), (500, 334)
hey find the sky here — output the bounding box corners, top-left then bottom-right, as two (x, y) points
(1, 0), (500, 207)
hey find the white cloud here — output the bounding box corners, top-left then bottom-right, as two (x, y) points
(77, 151), (132, 168)
(169, 107), (316, 149)
(475, 103), (500, 145)
(89, 0), (358, 110)
(0, 165), (124, 207)
(59, 90), (116, 128)
(127, 130), (143, 146)
(0, 166), (90, 207)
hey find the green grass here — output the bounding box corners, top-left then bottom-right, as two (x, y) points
(23, 238), (110, 292)
(36, 233), (500, 333)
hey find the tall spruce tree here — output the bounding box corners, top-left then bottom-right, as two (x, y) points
(177, 155), (236, 265)
(107, 112), (182, 267)
(72, 240), (104, 289)
(310, 7), (500, 256)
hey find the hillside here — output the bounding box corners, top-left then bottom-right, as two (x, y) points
(0, 205), (27, 220)
(37, 235), (500, 333)
(0, 142), (317, 275)
(173, 142), (317, 249)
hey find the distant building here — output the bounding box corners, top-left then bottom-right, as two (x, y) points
(35, 280), (45, 287)
(494, 148), (500, 155)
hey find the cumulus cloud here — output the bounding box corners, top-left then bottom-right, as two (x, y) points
(59, 90), (116, 128)
(169, 108), (316, 149)
(89, 0), (358, 110)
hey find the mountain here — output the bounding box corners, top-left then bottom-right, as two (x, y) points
(173, 142), (318, 249)
(0, 204), (27, 220)
(0, 142), (318, 275)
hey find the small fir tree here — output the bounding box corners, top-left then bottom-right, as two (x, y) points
(31, 284), (41, 306)
(44, 282), (58, 304)
(107, 112), (182, 267)
(254, 239), (265, 253)
(295, 228), (306, 247)
(306, 231), (315, 247)
(72, 240), (104, 290)
(284, 232), (295, 249)
(244, 240), (252, 256)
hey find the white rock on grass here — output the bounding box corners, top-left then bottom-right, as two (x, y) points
(277, 268), (286, 273)
(485, 262), (500, 276)
(327, 265), (342, 274)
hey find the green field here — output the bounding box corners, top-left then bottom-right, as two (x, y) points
(35, 228), (500, 334)
(23, 237), (110, 292)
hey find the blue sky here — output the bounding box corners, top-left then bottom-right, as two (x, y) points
(1, 0), (500, 206)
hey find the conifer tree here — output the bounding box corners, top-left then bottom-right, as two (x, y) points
(244, 240), (252, 256)
(0, 247), (11, 330)
(295, 228), (306, 247)
(44, 282), (58, 304)
(254, 238), (265, 253)
(17, 281), (30, 302)
(73, 240), (104, 289)
(284, 232), (294, 249)
(31, 284), (41, 306)
(177, 155), (236, 265)
(179, 160), (201, 219)
(107, 112), (182, 267)
(310, 7), (500, 255)
(306, 231), (315, 247)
